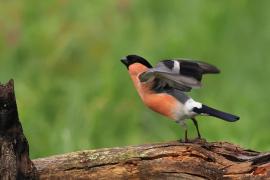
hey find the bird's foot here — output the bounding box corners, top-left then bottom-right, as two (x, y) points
(178, 138), (191, 143)
(193, 137), (207, 143)
(178, 137), (206, 144)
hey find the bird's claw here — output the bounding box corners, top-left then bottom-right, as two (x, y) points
(178, 137), (206, 143)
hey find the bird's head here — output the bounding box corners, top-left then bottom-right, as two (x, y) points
(121, 55), (152, 75)
(121, 55), (152, 69)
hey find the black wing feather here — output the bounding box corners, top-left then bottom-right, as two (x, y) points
(177, 60), (220, 81)
(179, 61), (203, 81)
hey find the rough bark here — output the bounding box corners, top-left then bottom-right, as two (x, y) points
(0, 80), (37, 180)
(33, 140), (270, 180)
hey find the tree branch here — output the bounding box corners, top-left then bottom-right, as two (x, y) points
(33, 140), (270, 179)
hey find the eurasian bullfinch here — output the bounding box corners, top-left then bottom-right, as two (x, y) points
(121, 55), (239, 142)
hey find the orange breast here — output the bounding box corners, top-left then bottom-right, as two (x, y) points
(143, 93), (179, 120)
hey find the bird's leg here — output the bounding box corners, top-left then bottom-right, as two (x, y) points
(191, 117), (201, 139)
(185, 128), (188, 142)
(177, 121), (188, 142)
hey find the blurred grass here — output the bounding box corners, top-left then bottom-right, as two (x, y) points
(0, 0), (270, 158)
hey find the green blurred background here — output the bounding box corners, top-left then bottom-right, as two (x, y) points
(0, 0), (270, 158)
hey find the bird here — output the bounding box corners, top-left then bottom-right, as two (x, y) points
(120, 54), (240, 142)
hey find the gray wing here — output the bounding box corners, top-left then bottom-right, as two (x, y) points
(139, 59), (220, 92)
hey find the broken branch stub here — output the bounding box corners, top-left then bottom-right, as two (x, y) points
(0, 79), (37, 180)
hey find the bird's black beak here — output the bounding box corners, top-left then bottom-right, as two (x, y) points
(120, 57), (129, 67)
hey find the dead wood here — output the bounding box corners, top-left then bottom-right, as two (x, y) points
(33, 140), (270, 180)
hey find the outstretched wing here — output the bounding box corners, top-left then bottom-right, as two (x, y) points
(139, 59), (220, 92)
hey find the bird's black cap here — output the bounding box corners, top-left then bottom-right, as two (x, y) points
(121, 55), (152, 69)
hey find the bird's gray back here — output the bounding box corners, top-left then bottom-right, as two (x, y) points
(167, 88), (190, 104)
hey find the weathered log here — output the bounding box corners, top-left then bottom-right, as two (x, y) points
(0, 80), (37, 180)
(33, 140), (270, 179)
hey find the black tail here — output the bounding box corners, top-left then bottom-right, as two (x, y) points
(193, 104), (240, 122)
